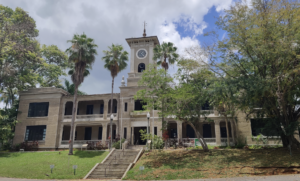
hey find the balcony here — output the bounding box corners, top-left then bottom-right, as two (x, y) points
(63, 114), (104, 122)
(130, 111), (148, 118)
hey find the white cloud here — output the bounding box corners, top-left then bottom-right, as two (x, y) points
(0, 0), (233, 94)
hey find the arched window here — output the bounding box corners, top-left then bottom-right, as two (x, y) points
(138, 63), (145, 72)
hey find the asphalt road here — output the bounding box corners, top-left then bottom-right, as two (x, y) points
(1, 174), (300, 181)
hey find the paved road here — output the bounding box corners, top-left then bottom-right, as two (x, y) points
(1, 174), (300, 181)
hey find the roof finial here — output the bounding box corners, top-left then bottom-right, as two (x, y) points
(143, 21), (147, 37)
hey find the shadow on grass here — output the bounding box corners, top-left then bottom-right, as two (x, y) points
(0, 152), (22, 158)
(73, 150), (106, 158)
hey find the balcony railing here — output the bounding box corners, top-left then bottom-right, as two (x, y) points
(200, 110), (214, 114)
(130, 111), (148, 117)
(64, 114), (104, 119)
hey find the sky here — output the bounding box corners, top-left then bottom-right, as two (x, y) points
(0, 0), (243, 96)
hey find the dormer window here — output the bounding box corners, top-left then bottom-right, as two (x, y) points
(138, 63), (145, 72)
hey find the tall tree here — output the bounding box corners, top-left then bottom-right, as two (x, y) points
(59, 80), (86, 95)
(153, 42), (179, 71)
(152, 42), (179, 132)
(187, 0), (300, 148)
(0, 6), (68, 108)
(170, 59), (214, 152)
(102, 44), (128, 149)
(65, 33), (98, 155)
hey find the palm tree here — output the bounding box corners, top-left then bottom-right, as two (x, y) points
(153, 42), (178, 148)
(60, 80), (86, 95)
(102, 44), (128, 149)
(153, 42), (179, 71)
(65, 33), (98, 155)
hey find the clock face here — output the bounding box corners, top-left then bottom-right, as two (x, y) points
(137, 49), (146, 58)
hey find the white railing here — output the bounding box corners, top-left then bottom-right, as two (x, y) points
(64, 114), (104, 119)
(200, 110), (214, 114)
(61, 140), (101, 145)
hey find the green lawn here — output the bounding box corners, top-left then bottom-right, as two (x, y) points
(124, 148), (300, 180)
(0, 150), (108, 179)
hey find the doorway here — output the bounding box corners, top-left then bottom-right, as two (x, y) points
(84, 127), (92, 140)
(134, 127), (147, 145)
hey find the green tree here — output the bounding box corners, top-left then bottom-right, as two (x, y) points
(65, 33), (98, 155)
(59, 80), (86, 95)
(169, 59), (214, 152)
(153, 42), (179, 71)
(152, 42), (179, 131)
(102, 44), (128, 149)
(0, 6), (68, 108)
(135, 64), (174, 149)
(209, 78), (238, 147)
(0, 102), (18, 150)
(187, 0), (300, 148)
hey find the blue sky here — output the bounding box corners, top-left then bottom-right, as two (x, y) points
(0, 0), (236, 99)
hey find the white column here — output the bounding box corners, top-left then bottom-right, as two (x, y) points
(104, 100), (109, 120)
(177, 121), (182, 143)
(102, 123), (107, 142)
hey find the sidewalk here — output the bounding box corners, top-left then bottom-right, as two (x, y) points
(1, 174), (300, 181)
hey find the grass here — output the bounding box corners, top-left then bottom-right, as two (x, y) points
(0, 150), (108, 179)
(124, 147), (300, 180)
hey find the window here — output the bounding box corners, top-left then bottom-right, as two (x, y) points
(98, 127), (103, 140)
(138, 63), (145, 72)
(124, 127), (127, 139)
(100, 104), (104, 114)
(201, 101), (210, 110)
(86, 105), (93, 114)
(124, 102), (128, 112)
(28, 102), (49, 117)
(114, 106), (117, 113)
(25, 125), (46, 141)
(251, 118), (280, 136)
(154, 127), (157, 135)
(135, 100), (146, 111)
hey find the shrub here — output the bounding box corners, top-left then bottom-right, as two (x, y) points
(236, 136), (247, 149)
(112, 138), (125, 149)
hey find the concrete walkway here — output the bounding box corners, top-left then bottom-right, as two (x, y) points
(1, 174), (300, 181)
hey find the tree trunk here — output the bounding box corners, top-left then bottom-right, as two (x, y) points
(224, 116), (230, 147)
(185, 121), (209, 152)
(69, 84), (78, 155)
(109, 76), (114, 149)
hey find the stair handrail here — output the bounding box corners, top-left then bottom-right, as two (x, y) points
(104, 158), (114, 177)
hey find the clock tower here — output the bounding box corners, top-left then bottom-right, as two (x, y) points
(125, 24), (160, 86)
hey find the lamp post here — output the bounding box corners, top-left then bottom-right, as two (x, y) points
(147, 112), (150, 150)
(110, 114), (114, 150)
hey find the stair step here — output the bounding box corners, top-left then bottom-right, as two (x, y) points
(85, 149), (142, 179)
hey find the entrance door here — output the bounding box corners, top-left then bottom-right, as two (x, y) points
(85, 127), (92, 140)
(203, 124), (212, 138)
(134, 127), (147, 145)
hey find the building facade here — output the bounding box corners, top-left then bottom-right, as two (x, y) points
(13, 33), (286, 150)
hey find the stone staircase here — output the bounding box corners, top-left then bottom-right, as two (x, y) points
(84, 148), (142, 179)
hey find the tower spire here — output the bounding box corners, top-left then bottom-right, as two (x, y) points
(143, 21), (147, 37)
